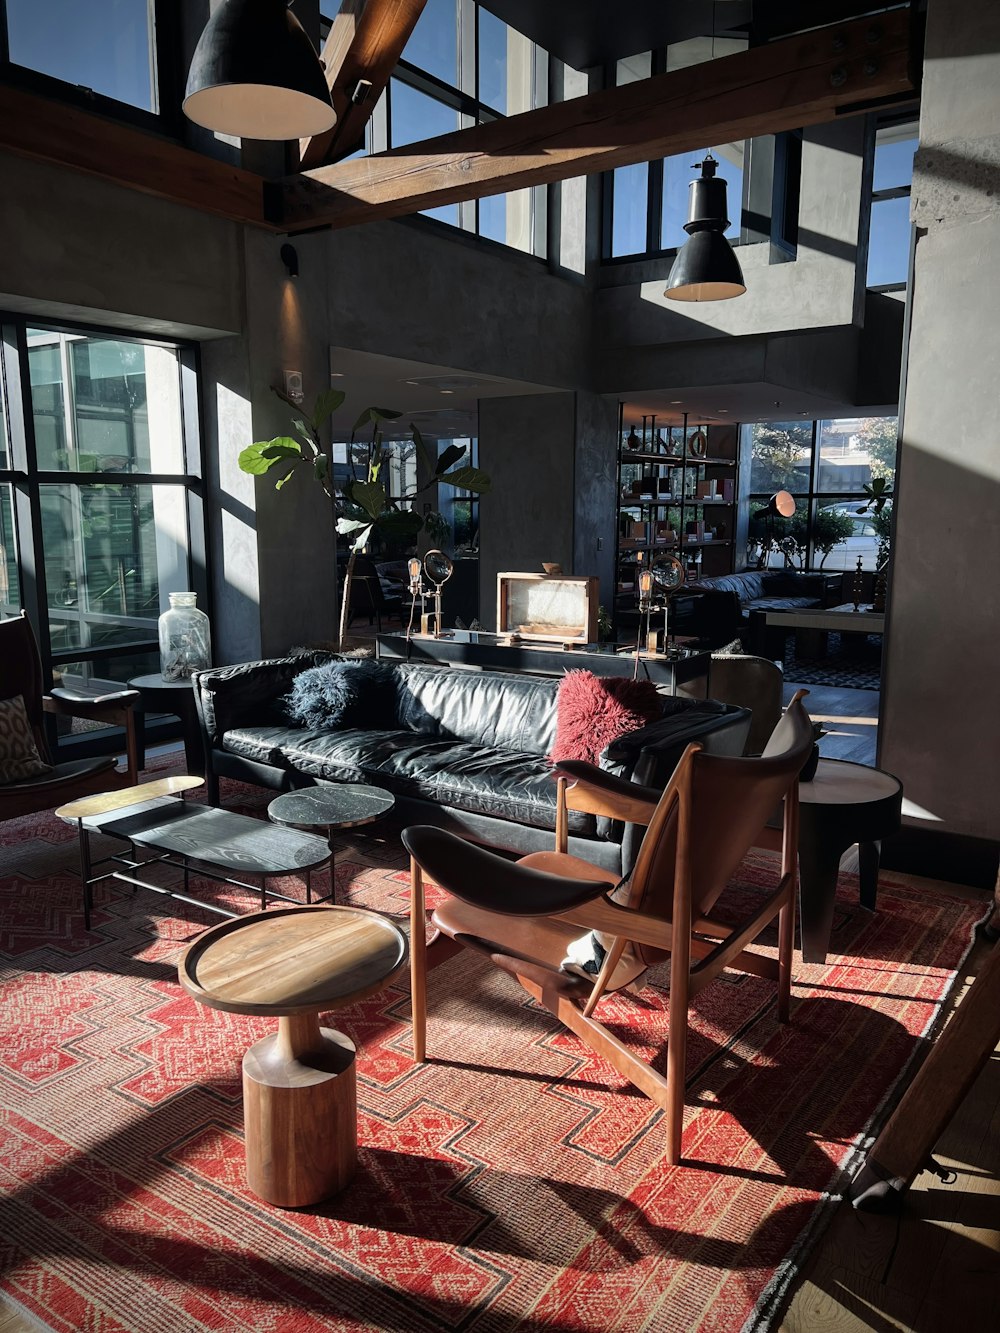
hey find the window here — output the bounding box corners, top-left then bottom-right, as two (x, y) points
(747, 416), (897, 572)
(377, 2), (548, 255)
(0, 319), (206, 751)
(604, 37), (753, 260)
(867, 120), (917, 290)
(3, 0), (160, 115)
(434, 438), (479, 553)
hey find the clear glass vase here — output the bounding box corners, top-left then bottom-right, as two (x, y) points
(158, 592), (212, 681)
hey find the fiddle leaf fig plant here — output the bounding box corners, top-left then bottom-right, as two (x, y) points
(239, 389), (490, 647)
(856, 476), (892, 515)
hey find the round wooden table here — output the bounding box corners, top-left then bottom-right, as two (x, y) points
(179, 904), (407, 1207)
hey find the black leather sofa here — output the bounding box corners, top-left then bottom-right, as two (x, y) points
(192, 655), (751, 875)
(685, 569), (841, 646)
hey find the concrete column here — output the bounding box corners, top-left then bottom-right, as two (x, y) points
(477, 391), (616, 631)
(878, 0), (1000, 840)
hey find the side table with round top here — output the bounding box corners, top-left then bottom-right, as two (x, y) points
(758, 757), (903, 964)
(180, 904), (407, 1208)
(127, 672), (204, 776)
(268, 784), (395, 903)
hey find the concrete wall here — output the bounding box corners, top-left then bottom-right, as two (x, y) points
(878, 0), (1000, 841)
(0, 151), (243, 339)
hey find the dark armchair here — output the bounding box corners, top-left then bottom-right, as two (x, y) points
(0, 612), (140, 822)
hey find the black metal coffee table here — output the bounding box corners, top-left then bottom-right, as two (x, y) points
(267, 784), (396, 904)
(57, 777), (331, 927)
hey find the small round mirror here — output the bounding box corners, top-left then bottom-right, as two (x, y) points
(652, 556), (685, 594)
(423, 549), (454, 587)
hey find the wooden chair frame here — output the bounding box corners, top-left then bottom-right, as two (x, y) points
(407, 691), (811, 1165)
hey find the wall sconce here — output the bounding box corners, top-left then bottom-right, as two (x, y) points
(664, 155), (746, 302)
(280, 243), (299, 278)
(184, 0), (336, 141)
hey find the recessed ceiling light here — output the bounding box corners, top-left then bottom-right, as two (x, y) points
(716, 408), (729, 413)
(330, 372), (344, 378)
(403, 379), (420, 386)
(669, 399), (683, 404)
(439, 389), (455, 395)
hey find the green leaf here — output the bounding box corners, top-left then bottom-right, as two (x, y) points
(275, 470), (296, 491)
(238, 438), (300, 475)
(434, 443), (466, 475)
(437, 466), (491, 494)
(410, 423), (434, 476)
(314, 455), (329, 482)
(336, 517), (372, 535)
(375, 509), (423, 539)
(350, 524), (374, 552)
(352, 405), (403, 431)
(261, 439), (302, 460)
(348, 480), (387, 520)
(312, 388), (346, 428)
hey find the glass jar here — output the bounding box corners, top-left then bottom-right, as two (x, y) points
(158, 592), (212, 681)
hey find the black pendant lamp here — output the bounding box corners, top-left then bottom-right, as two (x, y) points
(664, 155), (746, 302)
(184, 0), (336, 141)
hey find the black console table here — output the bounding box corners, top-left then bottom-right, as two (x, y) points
(376, 633), (711, 695)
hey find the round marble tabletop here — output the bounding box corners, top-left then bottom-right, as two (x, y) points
(268, 784), (395, 834)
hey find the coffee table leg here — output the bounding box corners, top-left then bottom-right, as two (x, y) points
(242, 1012), (357, 1208)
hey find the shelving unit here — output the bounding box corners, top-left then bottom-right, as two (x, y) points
(613, 407), (739, 635)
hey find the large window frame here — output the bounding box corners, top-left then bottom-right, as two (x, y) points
(324, 1), (549, 256)
(745, 416), (898, 574)
(865, 114), (918, 294)
(0, 0), (185, 134)
(0, 314), (208, 759)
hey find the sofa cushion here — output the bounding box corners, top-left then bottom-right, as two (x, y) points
(395, 664), (559, 755)
(284, 660), (397, 730)
(550, 670), (662, 766)
(748, 596), (821, 612)
(222, 724), (593, 835)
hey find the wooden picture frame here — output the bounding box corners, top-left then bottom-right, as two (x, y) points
(497, 572), (599, 644)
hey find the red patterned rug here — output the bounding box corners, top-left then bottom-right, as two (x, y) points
(0, 771), (988, 1332)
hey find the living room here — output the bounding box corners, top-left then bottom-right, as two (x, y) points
(1, 2), (998, 1331)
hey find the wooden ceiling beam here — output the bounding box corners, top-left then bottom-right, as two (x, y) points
(298, 0), (427, 172)
(279, 7), (915, 232)
(0, 84), (271, 230)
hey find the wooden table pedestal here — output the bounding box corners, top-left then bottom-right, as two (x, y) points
(243, 1014), (358, 1208)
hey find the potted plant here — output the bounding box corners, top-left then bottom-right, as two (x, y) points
(239, 389), (490, 646)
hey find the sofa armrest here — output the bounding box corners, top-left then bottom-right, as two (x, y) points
(192, 652), (338, 746)
(606, 700), (751, 790)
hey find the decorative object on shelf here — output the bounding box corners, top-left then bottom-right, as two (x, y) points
(158, 592), (212, 681)
(497, 572), (599, 645)
(688, 429), (708, 458)
(663, 155), (746, 302)
(422, 550), (454, 637)
(852, 555), (865, 612)
(626, 425), (641, 451)
(653, 555), (686, 653)
(541, 562), (563, 575)
(184, 0), (336, 140)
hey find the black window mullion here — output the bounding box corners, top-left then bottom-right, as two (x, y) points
(4, 322), (51, 667)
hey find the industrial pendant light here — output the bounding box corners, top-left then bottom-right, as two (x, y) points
(184, 0), (336, 141)
(664, 155), (746, 302)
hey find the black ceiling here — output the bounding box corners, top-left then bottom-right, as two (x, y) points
(476, 2), (904, 71)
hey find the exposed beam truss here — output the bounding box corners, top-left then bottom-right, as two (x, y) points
(298, 0), (427, 171)
(279, 7), (914, 231)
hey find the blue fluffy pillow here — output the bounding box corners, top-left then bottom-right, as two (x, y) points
(284, 660), (398, 730)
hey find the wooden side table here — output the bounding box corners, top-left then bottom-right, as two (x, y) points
(179, 904), (407, 1207)
(757, 758), (903, 964)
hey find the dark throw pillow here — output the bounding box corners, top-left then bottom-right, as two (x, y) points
(549, 670), (662, 767)
(284, 660), (398, 731)
(0, 695), (53, 784)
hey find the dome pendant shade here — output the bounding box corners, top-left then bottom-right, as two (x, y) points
(664, 155), (746, 302)
(184, 0), (335, 141)
(664, 230), (746, 301)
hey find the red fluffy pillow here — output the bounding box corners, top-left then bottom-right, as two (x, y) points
(550, 670), (662, 767)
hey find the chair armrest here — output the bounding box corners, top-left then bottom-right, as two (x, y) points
(554, 760), (661, 824)
(401, 825), (609, 916)
(45, 688), (139, 719)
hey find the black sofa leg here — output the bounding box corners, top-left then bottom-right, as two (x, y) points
(205, 769), (221, 807)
